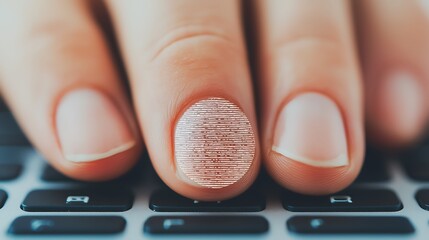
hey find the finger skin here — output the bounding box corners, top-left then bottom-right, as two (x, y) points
(0, 0), (141, 181)
(108, 0), (260, 201)
(355, 0), (429, 148)
(253, 0), (364, 195)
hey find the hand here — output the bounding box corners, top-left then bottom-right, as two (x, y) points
(0, 0), (427, 201)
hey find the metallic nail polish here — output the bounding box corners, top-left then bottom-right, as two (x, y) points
(174, 97), (255, 189)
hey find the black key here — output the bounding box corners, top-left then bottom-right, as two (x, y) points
(9, 216), (125, 235)
(144, 215), (268, 234)
(41, 163), (142, 185)
(401, 143), (429, 181)
(150, 189), (265, 212)
(287, 216), (414, 234)
(40, 165), (72, 182)
(283, 188), (402, 212)
(21, 188), (133, 212)
(0, 146), (34, 162)
(354, 147), (389, 183)
(0, 163), (22, 180)
(0, 98), (8, 112)
(415, 188), (429, 210)
(0, 190), (7, 209)
(0, 112), (29, 145)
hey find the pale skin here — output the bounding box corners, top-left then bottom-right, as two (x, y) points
(0, 0), (428, 201)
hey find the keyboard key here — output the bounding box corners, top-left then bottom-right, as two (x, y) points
(144, 215), (268, 234)
(0, 112), (29, 145)
(0, 146), (34, 162)
(0, 163), (22, 180)
(354, 147), (389, 183)
(0, 190), (7, 209)
(282, 188), (402, 212)
(9, 216), (125, 235)
(21, 188), (133, 212)
(287, 216), (414, 234)
(40, 165), (72, 182)
(41, 163), (142, 185)
(150, 189), (265, 212)
(0, 98), (8, 112)
(415, 189), (429, 210)
(401, 144), (429, 181)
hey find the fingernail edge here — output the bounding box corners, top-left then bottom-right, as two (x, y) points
(272, 145), (348, 168)
(65, 141), (135, 163)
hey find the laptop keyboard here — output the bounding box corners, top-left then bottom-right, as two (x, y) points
(1, 102), (429, 239)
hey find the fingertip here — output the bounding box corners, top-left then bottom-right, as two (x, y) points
(53, 88), (143, 182)
(265, 92), (364, 195)
(265, 151), (360, 195)
(158, 97), (261, 201)
(160, 162), (260, 201)
(54, 142), (142, 182)
(368, 70), (428, 148)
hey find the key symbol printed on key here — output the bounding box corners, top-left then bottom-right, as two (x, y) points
(66, 196), (89, 204)
(310, 218), (324, 229)
(163, 219), (185, 230)
(30, 219), (54, 232)
(330, 195), (353, 204)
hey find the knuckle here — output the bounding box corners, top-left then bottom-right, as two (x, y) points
(276, 34), (343, 52)
(144, 26), (244, 65)
(275, 34), (350, 61)
(21, 20), (102, 59)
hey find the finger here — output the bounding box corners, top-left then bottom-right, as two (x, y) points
(107, 0), (260, 201)
(0, 0), (141, 181)
(254, 0), (364, 194)
(355, 0), (429, 148)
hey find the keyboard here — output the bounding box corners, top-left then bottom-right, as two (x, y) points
(1, 100), (429, 240)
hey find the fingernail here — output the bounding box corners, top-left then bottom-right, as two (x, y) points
(174, 97), (256, 189)
(56, 89), (135, 162)
(272, 93), (348, 168)
(378, 70), (426, 140)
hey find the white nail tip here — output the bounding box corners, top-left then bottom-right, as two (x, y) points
(65, 141), (135, 163)
(272, 145), (348, 168)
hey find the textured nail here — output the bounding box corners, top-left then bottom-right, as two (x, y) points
(272, 93), (348, 168)
(174, 97), (256, 189)
(378, 71), (426, 140)
(56, 89), (135, 162)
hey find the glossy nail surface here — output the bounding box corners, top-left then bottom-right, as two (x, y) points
(56, 89), (135, 162)
(272, 93), (348, 168)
